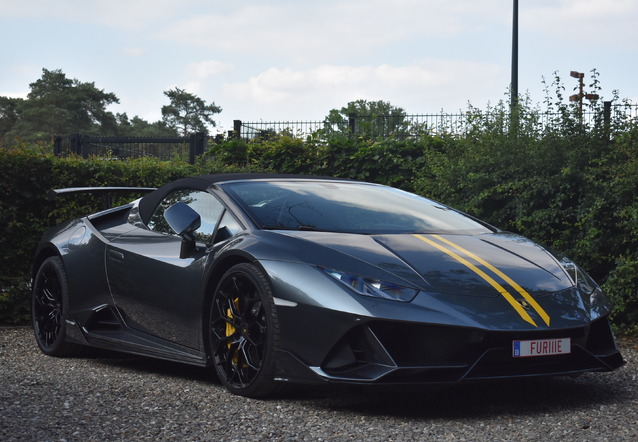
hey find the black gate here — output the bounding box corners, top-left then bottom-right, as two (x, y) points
(53, 132), (208, 164)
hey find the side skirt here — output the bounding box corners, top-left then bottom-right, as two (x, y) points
(66, 307), (208, 367)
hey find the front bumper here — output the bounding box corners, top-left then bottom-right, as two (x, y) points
(274, 315), (624, 385)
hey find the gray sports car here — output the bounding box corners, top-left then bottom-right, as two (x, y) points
(32, 173), (624, 397)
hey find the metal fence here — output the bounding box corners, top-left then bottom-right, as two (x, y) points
(610, 102), (638, 121)
(233, 115), (467, 140)
(236, 102), (638, 140)
(233, 120), (327, 140)
(53, 132), (208, 164)
(53, 104), (637, 161)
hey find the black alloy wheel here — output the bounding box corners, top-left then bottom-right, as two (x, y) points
(209, 263), (280, 397)
(32, 256), (81, 356)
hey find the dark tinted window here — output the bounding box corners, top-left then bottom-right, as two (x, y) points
(222, 180), (493, 234)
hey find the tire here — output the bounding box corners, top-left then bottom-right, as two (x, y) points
(208, 263), (280, 397)
(31, 256), (82, 356)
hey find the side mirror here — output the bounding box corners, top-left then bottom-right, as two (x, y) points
(164, 202), (201, 258)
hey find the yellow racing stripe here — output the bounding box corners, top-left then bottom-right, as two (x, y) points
(431, 234), (550, 326)
(413, 234), (539, 327)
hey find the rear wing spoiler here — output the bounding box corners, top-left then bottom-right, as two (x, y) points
(48, 187), (157, 210)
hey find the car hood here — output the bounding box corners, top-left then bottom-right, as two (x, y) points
(281, 231), (573, 298)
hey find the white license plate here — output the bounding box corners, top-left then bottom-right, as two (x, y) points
(512, 337), (571, 358)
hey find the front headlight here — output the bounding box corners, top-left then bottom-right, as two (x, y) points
(560, 258), (598, 296)
(320, 267), (419, 302)
(559, 258), (609, 315)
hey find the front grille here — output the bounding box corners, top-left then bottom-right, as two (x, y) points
(369, 322), (485, 366)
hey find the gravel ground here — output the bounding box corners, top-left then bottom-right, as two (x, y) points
(1, 326), (636, 442)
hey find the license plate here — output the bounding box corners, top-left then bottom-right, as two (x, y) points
(512, 337), (571, 358)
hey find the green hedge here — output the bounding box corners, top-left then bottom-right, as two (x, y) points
(2, 120), (638, 333)
(0, 148), (252, 324)
(209, 115), (638, 333)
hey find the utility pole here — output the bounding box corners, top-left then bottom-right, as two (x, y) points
(511, 0), (518, 109)
(510, 0), (519, 135)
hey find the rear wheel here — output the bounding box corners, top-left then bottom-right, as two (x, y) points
(208, 263), (280, 397)
(32, 256), (82, 356)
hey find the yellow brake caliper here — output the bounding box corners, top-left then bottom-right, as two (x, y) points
(226, 298), (240, 365)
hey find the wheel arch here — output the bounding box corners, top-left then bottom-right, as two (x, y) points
(200, 251), (270, 355)
(32, 244), (63, 282)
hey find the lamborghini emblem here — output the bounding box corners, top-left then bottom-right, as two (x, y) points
(517, 299), (532, 310)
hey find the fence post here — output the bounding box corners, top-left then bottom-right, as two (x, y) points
(71, 134), (89, 158)
(189, 132), (207, 164)
(189, 133), (196, 164)
(197, 132), (206, 156)
(69, 134), (84, 157)
(70, 134), (77, 155)
(81, 135), (90, 158)
(233, 120), (242, 139)
(53, 136), (61, 156)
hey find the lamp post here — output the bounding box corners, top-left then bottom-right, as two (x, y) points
(569, 71), (599, 124)
(510, 0), (519, 137)
(511, 0), (518, 111)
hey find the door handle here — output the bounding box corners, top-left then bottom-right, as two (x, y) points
(108, 249), (124, 260)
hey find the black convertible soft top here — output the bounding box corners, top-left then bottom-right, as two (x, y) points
(137, 173), (350, 226)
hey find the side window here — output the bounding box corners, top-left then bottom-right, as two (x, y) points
(148, 189), (224, 243)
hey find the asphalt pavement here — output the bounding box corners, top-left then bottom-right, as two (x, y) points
(1, 326), (636, 441)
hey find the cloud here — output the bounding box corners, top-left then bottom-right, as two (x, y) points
(3, 0), (635, 127)
(220, 60), (503, 120)
(0, 0), (202, 29)
(159, 0), (508, 62)
(523, 0), (638, 44)
(121, 47), (145, 56)
(0, 91), (28, 99)
(155, 61), (235, 104)
(186, 60), (234, 79)
(0, 64), (45, 98)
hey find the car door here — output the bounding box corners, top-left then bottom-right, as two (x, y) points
(105, 189), (226, 349)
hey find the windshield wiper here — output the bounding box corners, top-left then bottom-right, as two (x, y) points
(261, 224), (319, 231)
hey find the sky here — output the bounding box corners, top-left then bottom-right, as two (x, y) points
(1, 0), (636, 134)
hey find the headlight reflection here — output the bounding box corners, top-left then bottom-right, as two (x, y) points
(320, 267), (418, 302)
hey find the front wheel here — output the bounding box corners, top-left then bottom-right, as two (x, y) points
(208, 263), (280, 397)
(31, 256), (82, 356)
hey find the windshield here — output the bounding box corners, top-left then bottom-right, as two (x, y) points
(222, 180), (493, 235)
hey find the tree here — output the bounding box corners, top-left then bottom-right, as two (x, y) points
(115, 113), (178, 137)
(7, 69), (120, 142)
(0, 96), (23, 145)
(323, 99), (409, 139)
(161, 88), (222, 136)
